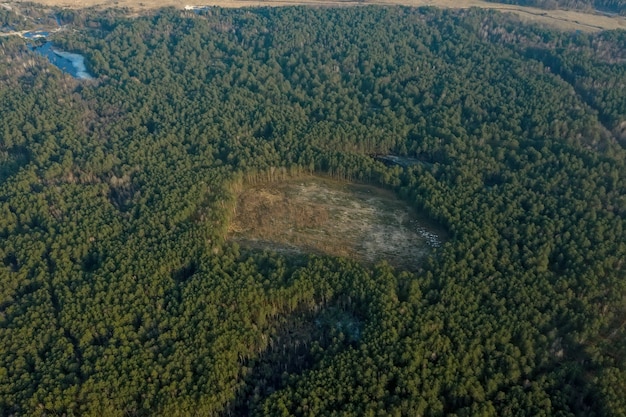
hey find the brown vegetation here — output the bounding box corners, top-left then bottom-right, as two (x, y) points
(228, 176), (445, 270)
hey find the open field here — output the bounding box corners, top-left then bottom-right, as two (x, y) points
(228, 177), (445, 270)
(6, 0), (626, 31)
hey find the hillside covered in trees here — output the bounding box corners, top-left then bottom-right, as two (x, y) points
(1, 5), (626, 416)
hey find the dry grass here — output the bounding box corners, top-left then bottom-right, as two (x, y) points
(7, 0), (626, 31)
(228, 177), (445, 270)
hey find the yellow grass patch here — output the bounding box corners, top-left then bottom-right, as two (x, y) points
(228, 177), (445, 269)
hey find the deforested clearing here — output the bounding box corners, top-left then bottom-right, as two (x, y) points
(228, 177), (445, 270)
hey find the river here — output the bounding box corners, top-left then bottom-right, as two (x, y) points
(32, 42), (93, 80)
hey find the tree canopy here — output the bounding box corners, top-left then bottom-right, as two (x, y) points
(0, 5), (625, 416)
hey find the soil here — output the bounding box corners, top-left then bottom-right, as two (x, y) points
(228, 177), (445, 270)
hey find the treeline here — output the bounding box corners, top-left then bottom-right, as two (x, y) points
(486, 0), (626, 14)
(0, 5), (625, 417)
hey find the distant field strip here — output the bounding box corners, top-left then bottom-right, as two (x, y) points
(8, 0), (626, 31)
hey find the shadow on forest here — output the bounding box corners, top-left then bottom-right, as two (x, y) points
(222, 304), (362, 416)
(0, 146), (30, 184)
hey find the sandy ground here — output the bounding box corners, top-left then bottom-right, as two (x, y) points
(6, 0), (626, 31)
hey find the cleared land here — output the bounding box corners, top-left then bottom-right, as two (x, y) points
(228, 177), (445, 270)
(6, 0), (626, 31)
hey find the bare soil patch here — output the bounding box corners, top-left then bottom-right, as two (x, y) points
(228, 177), (445, 270)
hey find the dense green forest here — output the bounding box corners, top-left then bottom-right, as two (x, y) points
(486, 0), (626, 15)
(1, 5), (625, 416)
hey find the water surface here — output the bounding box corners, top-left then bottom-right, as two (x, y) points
(33, 42), (93, 80)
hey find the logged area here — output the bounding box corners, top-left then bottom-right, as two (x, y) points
(229, 178), (444, 269)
